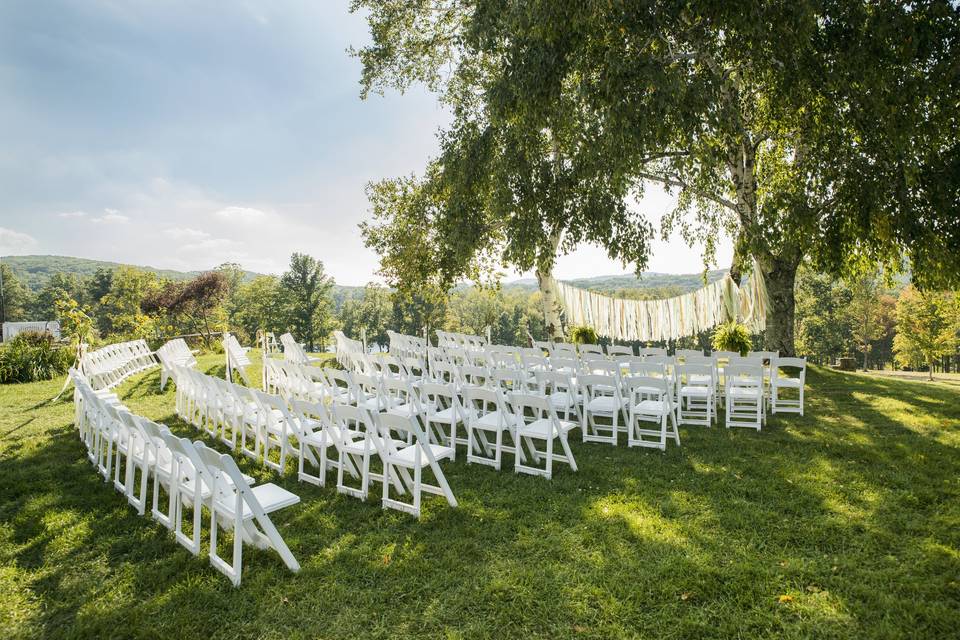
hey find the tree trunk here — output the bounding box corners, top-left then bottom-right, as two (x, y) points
(536, 230), (565, 342)
(537, 268), (565, 342)
(762, 254), (800, 357)
(862, 341), (869, 372)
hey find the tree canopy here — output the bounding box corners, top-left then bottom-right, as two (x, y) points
(354, 0), (960, 354)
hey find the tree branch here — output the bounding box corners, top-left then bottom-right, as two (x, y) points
(634, 170), (738, 212)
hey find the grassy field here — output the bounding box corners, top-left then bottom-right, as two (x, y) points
(1, 353), (958, 639)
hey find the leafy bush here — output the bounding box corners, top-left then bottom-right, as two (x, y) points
(569, 325), (599, 345)
(712, 322), (752, 356)
(0, 331), (74, 384)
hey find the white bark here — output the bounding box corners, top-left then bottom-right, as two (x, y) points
(537, 231), (565, 341)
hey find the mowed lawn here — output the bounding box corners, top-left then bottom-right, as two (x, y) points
(1, 353), (958, 639)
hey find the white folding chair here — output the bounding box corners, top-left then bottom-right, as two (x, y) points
(331, 403), (408, 501)
(725, 363), (765, 430)
(419, 382), (467, 459)
(194, 441), (301, 586)
(291, 399), (356, 487)
(377, 412), (458, 518)
(675, 363), (716, 427)
(510, 392), (578, 479)
(462, 384), (524, 470)
(580, 373), (628, 445)
(771, 357), (806, 415)
(625, 375), (680, 450)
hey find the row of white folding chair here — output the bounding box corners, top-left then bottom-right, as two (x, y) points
(291, 399), (457, 518)
(156, 338), (197, 390)
(316, 366), (580, 479)
(280, 332), (323, 365)
(435, 330), (486, 351)
(173, 366), (310, 474)
(264, 358), (327, 402)
(81, 339), (157, 390)
(450, 358), (686, 445)
(223, 333), (253, 385)
(72, 370), (300, 586)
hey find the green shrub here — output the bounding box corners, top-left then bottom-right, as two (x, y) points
(569, 325), (599, 345)
(0, 331), (74, 384)
(712, 322), (752, 356)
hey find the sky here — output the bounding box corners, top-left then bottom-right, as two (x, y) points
(0, 0), (731, 285)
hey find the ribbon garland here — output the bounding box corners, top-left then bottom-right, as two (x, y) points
(554, 260), (769, 341)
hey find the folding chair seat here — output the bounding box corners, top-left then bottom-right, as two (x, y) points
(377, 412), (457, 519)
(509, 392), (578, 479)
(419, 382), (467, 458)
(725, 364), (765, 430)
(194, 442), (300, 586)
(580, 373), (628, 445)
(625, 375), (680, 449)
(771, 357), (806, 415)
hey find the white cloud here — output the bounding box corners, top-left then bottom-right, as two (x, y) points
(163, 226), (210, 240)
(0, 227), (38, 254)
(92, 208), (130, 224)
(215, 206), (267, 221)
(181, 237), (236, 252)
(57, 210), (88, 218)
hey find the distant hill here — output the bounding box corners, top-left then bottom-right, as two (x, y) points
(1, 255), (366, 302)
(2, 254), (726, 299)
(2, 255), (262, 291)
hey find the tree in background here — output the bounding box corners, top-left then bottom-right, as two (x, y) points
(444, 287), (547, 345)
(32, 272), (81, 321)
(84, 267), (113, 307)
(97, 266), (158, 340)
(893, 287), (959, 380)
(232, 275), (288, 343)
(390, 285), (447, 339)
(215, 262), (247, 339)
(339, 283), (393, 349)
(280, 253), (335, 352)
(846, 274), (893, 371)
(143, 272), (229, 348)
(0, 263), (34, 323)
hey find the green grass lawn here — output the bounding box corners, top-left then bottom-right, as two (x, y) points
(1, 354), (958, 639)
